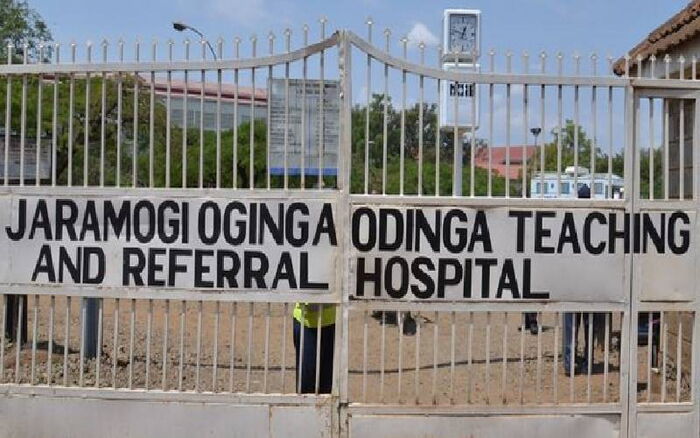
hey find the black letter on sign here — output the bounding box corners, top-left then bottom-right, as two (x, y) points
(6, 198), (26, 240)
(198, 202), (221, 245)
(216, 250), (239, 288)
(437, 258), (463, 299)
(104, 200), (131, 241)
(244, 251), (269, 289)
(259, 203), (284, 245)
(411, 257), (435, 299)
(286, 203), (309, 247)
(475, 258), (497, 299)
(271, 251), (298, 289)
(557, 212), (581, 254)
(80, 201), (101, 241)
(55, 199), (78, 241)
(496, 259), (520, 299)
(534, 211), (555, 254)
(133, 200), (156, 243)
(443, 209), (468, 253)
(669, 211), (690, 255)
(522, 259), (549, 299)
(28, 199), (52, 240)
(608, 213), (630, 254)
(169, 249), (192, 286)
(158, 201), (180, 244)
(384, 256), (409, 299)
(469, 211), (492, 252)
(123, 248), (145, 286)
(312, 203), (337, 246)
(352, 208), (376, 252)
(82, 246), (105, 284)
(642, 213), (665, 254)
(58, 246), (81, 283)
(147, 248), (167, 286)
(194, 250), (214, 288)
(223, 202), (246, 245)
(379, 209), (403, 251)
(583, 212), (607, 255)
(509, 210), (532, 253)
(355, 257), (381, 297)
(31, 244), (55, 282)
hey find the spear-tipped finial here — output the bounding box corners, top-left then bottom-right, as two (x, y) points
(250, 34), (257, 57)
(319, 16), (327, 38)
(150, 38), (158, 61)
(85, 40), (93, 63)
(134, 39), (141, 62)
(505, 50), (513, 72)
(100, 38), (109, 62)
(284, 28), (291, 52)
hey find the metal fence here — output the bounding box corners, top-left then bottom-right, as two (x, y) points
(0, 21), (698, 438)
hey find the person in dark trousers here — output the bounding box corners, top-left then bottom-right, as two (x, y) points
(523, 313), (539, 335)
(293, 303), (336, 394)
(5, 295), (27, 344)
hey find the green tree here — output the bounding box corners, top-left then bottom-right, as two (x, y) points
(0, 0), (51, 61)
(350, 93), (506, 195)
(0, 74), (271, 188)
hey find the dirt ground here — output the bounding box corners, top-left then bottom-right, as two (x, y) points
(0, 296), (691, 406)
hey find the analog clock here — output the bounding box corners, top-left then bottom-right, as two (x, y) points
(443, 9), (480, 60)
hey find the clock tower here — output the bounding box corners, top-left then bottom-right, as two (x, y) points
(439, 8), (481, 132)
(440, 9), (482, 196)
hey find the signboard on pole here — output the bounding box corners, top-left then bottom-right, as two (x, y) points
(268, 78), (340, 176)
(439, 64), (480, 130)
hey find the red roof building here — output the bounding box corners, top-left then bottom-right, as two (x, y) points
(474, 145), (537, 180)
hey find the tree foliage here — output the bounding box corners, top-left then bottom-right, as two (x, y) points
(350, 93), (507, 195)
(0, 0), (51, 61)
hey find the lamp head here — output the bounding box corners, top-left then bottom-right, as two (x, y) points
(173, 22), (188, 32)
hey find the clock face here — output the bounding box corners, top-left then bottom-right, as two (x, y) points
(448, 14), (477, 54)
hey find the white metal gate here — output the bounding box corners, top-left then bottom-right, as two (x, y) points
(0, 24), (697, 438)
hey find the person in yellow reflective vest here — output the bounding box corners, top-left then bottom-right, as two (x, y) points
(293, 303), (336, 393)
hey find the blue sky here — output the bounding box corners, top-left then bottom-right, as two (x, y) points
(34, 0), (686, 59)
(31, 0), (687, 149)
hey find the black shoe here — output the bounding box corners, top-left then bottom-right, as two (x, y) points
(402, 314), (417, 336)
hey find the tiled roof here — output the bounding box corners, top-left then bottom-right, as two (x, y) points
(474, 145), (537, 180)
(141, 77), (268, 102)
(613, 0), (700, 75)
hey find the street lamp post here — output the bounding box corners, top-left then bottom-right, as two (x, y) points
(173, 21), (217, 60)
(530, 126), (542, 175)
